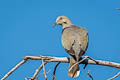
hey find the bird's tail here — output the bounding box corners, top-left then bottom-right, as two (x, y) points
(68, 56), (80, 78)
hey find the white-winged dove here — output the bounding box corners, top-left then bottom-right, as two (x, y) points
(54, 16), (89, 78)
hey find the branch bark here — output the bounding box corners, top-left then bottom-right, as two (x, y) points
(52, 62), (61, 80)
(116, 8), (120, 10)
(1, 59), (27, 80)
(108, 72), (120, 80)
(31, 62), (47, 80)
(88, 70), (94, 80)
(1, 56), (120, 80)
(42, 60), (47, 80)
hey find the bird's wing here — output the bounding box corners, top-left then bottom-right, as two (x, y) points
(77, 27), (89, 54)
(62, 25), (88, 56)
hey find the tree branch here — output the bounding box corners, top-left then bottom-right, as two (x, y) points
(88, 70), (94, 80)
(36, 70), (51, 80)
(1, 59), (27, 80)
(108, 72), (120, 80)
(52, 62), (61, 80)
(116, 8), (120, 10)
(42, 60), (47, 80)
(1, 56), (120, 80)
(31, 62), (47, 80)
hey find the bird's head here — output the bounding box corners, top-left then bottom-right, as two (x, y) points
(53, 16), (72, 28)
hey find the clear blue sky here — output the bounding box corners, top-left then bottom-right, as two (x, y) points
(0, 0), (120, 80)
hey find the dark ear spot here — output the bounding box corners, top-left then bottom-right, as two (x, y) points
(64, 22), (67, 24)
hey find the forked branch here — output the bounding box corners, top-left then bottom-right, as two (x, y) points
(1, 56), (120, 80)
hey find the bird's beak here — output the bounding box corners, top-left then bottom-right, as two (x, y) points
(52, 23), (57, 28)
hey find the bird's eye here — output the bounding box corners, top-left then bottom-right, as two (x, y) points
(59, 17), (63, 20)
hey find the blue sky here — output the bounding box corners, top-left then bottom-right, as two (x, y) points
(0, 0), (120, 80)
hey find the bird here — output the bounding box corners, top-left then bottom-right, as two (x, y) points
(53, 16), (89, 78)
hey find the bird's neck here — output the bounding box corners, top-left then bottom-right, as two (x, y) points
(62, 22), (72, 29)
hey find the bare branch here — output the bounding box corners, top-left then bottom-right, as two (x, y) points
(1, 59), (27, 80)
(31, 62), (47, 80)
(52, 62), (61, 80)
(88, 70), (94, 80)
(24, 56), (120, 69)
(36, 70), (51, 80)
(42, 60), (47, 80)
(116, 8), (120, 10)
(108, 72), (120, 80)
(1, 56), (120, 80)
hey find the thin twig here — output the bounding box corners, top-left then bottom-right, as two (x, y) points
(1, 59), (27, 80)
(24, 77), (28, 80)
(36, 70), (51, 80)
(88, 70), (94, 80)
(116, 8), (120, 10)
(108, 72), (120, 80)
(31, 62), (47, 80)
(42, 60), (47, 80)
(52, 62), (61, 80)
(25, 77), (33, 80)
(86, 56), (98, 63)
